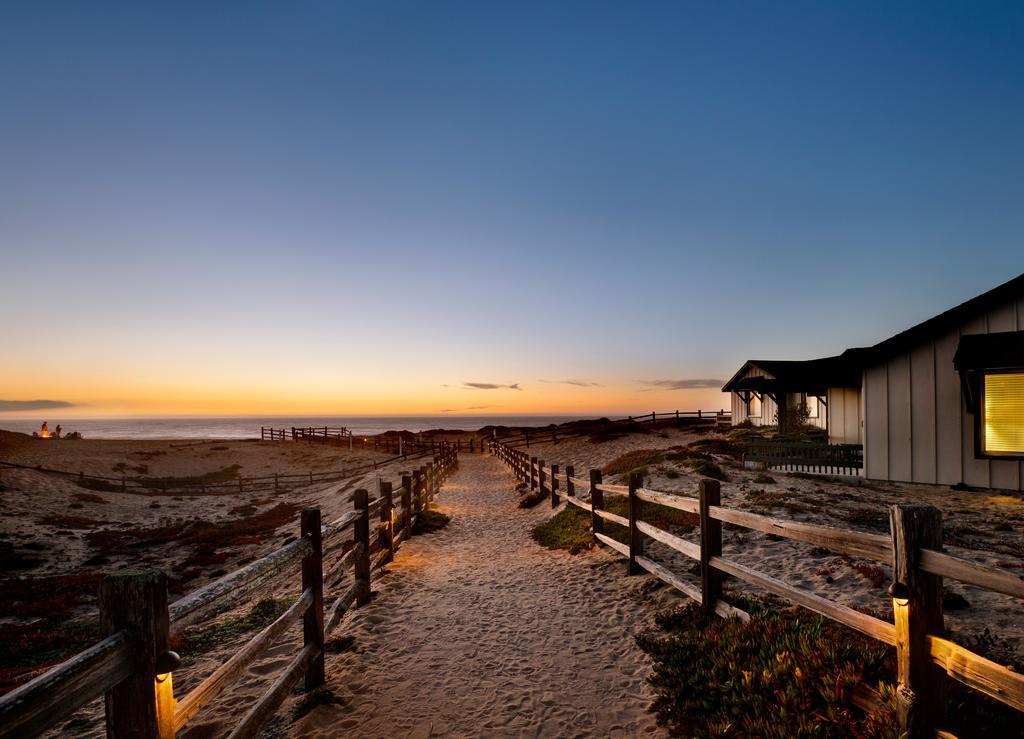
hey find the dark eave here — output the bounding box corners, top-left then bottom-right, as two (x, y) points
(842, 272), (1024, 367)
(953, 330), (1024, 371)
(722, 357), (861, 393)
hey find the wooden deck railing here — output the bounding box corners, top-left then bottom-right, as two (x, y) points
(744, 440), (864, 475)
(0, 444), (460, 738)
(491, 439), (1024, 737)
(492, 409), (730, 449)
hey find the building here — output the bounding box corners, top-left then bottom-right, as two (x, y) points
(723, 273), (1024, 490)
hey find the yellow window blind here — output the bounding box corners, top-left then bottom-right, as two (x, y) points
(984, 372), (1024, 454)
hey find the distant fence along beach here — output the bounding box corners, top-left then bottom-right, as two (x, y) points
(490, 439), (1024, 736)
(0, 444), (461, 738)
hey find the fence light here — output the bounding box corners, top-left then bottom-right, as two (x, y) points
(154, 649), (181, 679)
(887, 581), (910, 605)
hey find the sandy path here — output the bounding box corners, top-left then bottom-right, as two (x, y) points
(290, 454), (667, 738)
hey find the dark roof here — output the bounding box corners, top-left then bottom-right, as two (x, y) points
(722, 357), (861, 393)
(841, 272), (1024, 367)
(953, 331), (1024, 371)
(723, 273), (1024, 393)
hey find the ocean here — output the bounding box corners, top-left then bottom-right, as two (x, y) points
(0, 415), (601, 440)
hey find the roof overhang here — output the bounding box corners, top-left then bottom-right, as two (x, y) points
(953, 330), (1024, 413)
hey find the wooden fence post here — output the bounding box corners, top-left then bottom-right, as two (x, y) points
(590, 469), (604, 541)
(380, 481), (394, 563)
(699, 479), (722, 616)
(565, 464), (574, 501)
(413, 469), (423, 513)
(628, 472), (643, 575)
(890, 504), (946, 737)
(353, 490), (371, 607)
(550, 464), (559, 509)
(300, 509), (325, 690)
(538, 460), (546, 500)
(401, 474), (412, 541)
(99, 570), (176, 739)
(530, 457), (538, 490)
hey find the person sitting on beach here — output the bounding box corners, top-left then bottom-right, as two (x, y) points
(41, 421), (48, 437)
(55, 424), (62, 439)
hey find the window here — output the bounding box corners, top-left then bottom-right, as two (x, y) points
(805, 394), (820, 419)
(981, 371), (1024, 457)
(747, 392), (762, 418)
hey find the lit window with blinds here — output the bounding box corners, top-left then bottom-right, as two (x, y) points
(982, 372), (1024, 456)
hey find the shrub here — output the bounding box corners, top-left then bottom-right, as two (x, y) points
(687, 438), (743, 459)
(681, 458), (728, 481)
(602, 449), (664, 477)
(753, 473), (776, 484)
(411, 509), (450, 535)
(173, 597), (295, 657)
(614, 466), (649, 486)
(532, 506), (594, 554)
(636, 601), (897, 737)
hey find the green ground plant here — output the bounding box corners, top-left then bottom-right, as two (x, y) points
(411, 509), (450, 535)
(173, 596), (296, 658)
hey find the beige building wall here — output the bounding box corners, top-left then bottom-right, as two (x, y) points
(862, 296), (1024, 490)
(826, 387), (862, 444)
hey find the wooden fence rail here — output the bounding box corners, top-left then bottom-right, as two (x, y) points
(490, 439), (1024, 737)
(0, 444), (460, 739)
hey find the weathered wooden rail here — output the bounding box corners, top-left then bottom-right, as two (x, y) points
(0, 444), (460, 738)
(493, 409), (730, 449)
(491, 439), (1024, 737)
(743, 439), (864, 475)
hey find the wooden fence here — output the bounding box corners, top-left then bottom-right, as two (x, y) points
(491, 439), (1024, 737)
(0, 444), (460, 738)
(0, 441), (453, 496)
(493, 409), (731, 449)
(743, 440), (864, 475)
(260, 426), (487, 456)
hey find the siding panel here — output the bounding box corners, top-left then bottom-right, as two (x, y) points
(887, 353), (913, 482)
(934, 330), (963, 486)
(864, 364), (888, 480)
(910, 343), (937, 484)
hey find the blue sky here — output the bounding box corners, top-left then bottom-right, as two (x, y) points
(1, 2), (1022, 415)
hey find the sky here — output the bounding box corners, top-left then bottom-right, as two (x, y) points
(1, 2), (1023, 418)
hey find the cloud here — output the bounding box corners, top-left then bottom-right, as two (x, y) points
(466, 405), (491, 410)
(439, 405), (493, 413)
(0, 399), (76, 412)
(538, 379), (603, 387)
(639, 379), (724, 391)
(463, 382), (521, 391)
(440, 384), (449, 387)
